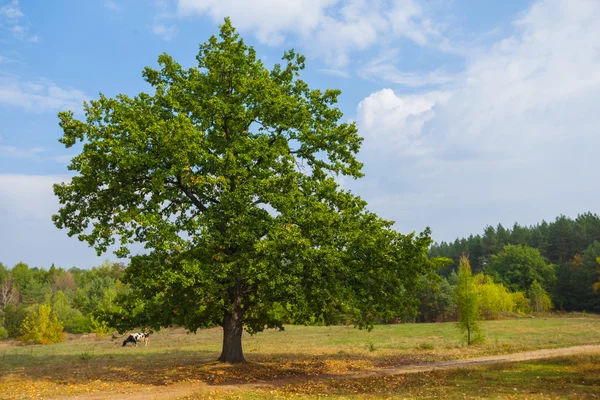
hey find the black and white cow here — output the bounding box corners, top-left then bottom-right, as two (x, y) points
(122, 332), (149, 347)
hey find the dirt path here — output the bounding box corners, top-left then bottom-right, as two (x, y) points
(55, 344), (600, 400)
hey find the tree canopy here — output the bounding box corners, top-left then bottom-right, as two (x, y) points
(52, 19), (435, 362)
(485, 245), (555, 292)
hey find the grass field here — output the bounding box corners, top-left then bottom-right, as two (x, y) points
(1, 314), (600, 399)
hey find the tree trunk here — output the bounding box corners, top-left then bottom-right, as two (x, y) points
(218, 302), (245, 363)
(467, 325), (471, 345)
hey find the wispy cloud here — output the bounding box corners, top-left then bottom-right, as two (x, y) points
(319, 68), (350, 78)
(0, 145), (46, 159)
(0, 75), (86, 112)
(104, 1), (123, 12)
(0, 174), (68, 220)
(0, 146), (76, 165)
(357, 49), (457, 87)
(0, 0), (37, 42)
(152, 22), (177, 41)
(172, 0), (447, 67)
(0, 0), (22, 20)
(360, 61), (456, 87)
(0, 173), (143, 268)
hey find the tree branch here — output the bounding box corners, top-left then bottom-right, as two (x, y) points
(175, 176), (208, 212)
(251, 128), (284, 170)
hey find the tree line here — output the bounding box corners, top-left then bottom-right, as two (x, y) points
(428, 212), (600, 314)
(1, 212), (598, 346)
(0, 261), (126, 342)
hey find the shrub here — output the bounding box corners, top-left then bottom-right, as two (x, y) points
(52, 290), (90, 333)
(418, 342), (434, 350)
(89, 315), (112, 338)
(3, 304), (27, 338)
(79, 345), (95, 362)
(19, 304), (65, 344)
(529, 280), (553, 313)
(475, 274), (514, 319)
(0, 325), (8, 340)
(415, 275), (456, 322)
(512, 292), (532, 315)
(64, 313), (90, 334)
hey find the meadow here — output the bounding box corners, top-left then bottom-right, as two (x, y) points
(1, 314), (600, 399)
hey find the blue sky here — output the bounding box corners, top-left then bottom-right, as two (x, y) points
(1, 0), (599, 269)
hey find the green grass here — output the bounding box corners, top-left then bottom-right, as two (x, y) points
(1, 314), (600, 399)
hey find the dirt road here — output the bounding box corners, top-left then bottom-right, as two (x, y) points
(55, 344), (600, 400)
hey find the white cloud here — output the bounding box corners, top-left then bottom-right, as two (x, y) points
(0, 174), (120, 268)
(152, 22), (177, 41)
(0, 145), (75, 164)
(174, 0), (441, 67)
(0, 0), (37, 42)
(0, 145), (46, 159)
(359, 50), (456, 87)
(352, 0), (600, 241)
(357, 89), (448, 157)
(319, 68), (350, 78)
(104, 1), (123, 12)
(51, 154), (75, 164)
(0, 174), (148, 268)
(0, 0), (22, 20)
(178, 0), (334, 45)
(0, 174), (68, 220)
(0, 76), (86, 112)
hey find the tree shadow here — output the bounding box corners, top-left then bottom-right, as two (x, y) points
(0, 347), (436, 389)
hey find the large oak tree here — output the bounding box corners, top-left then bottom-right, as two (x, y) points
(53, 19), (435, 363)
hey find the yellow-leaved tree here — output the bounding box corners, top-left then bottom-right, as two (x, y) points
(474, 274), (514, 319)
(19, 304), (65, 344)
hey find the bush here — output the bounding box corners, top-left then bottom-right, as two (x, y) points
(63, 312), (90, 334)
(52, 291), (90, 334)
(417, 342), (434, 350)
(512, 292), (532, 315)
(475, 274), (514, 319)
(415, 275), (456, 322)
(3, 304), (27, 338)
(529, 280), (553, 313)
(89, 315), (112, 338)
(19, 304), (65, 344)
(0, 325), (8, 340)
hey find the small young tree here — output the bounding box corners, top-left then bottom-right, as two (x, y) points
(455, 255), (482, 345)
(528, 280), (553, 313)
(19, 304), (65, 344)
